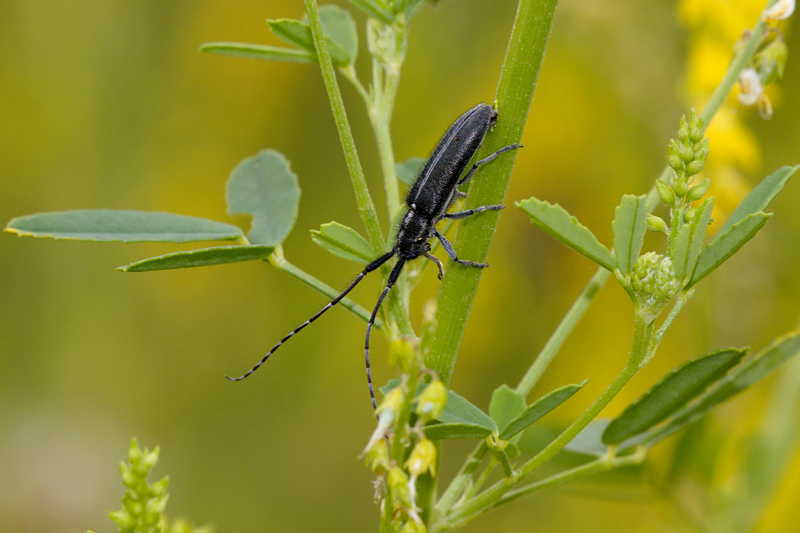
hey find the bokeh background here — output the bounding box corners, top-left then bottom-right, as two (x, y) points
(2, 1), (799, 531)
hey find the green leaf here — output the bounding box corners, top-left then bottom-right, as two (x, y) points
(645, 330), (800, 447)
(5, 210), (243, 243)
(310, 221), (375, 264)
(396, 157), (426, 187)
(268, 10), (352, 67)
(602, 349), (745, 445)
(516, 197), (616, 271)
(612, 195), (648, 276)
(489, 385), (526, 433)
(423, 422), (493, 440)
(117, 245), (274, 272)
(380, 380), (497, 432)
(347, 0), (394, 23)
(498, 381), (586, 440)
(718, 165), (796, 236)
(439, 388), (497, 431)
(564, 419), (610, 457)
(226, 149), (300, 246)
(199, 42), (314, 63)
(318, 5), (358, 65)
(689, 212), (771, 287)
(671, 198), (713, 281)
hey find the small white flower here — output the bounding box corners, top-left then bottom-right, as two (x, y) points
(737, 68), (764, 106)
(763, 0), (795, 21)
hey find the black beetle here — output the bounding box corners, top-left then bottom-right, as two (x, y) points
(228, 103), (521, 410)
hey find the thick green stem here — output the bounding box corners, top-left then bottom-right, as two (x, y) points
(421, 0), (559, 386)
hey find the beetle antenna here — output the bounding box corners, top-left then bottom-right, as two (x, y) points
(226, 251), (395, 381)
(364, 257), (406, 411)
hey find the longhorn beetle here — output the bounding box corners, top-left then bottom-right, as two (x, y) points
(227, 102), (521, 410)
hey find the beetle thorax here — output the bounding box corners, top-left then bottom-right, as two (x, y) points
(394, 209), (434, 260)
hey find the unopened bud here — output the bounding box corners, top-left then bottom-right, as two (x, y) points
(673, 177), (689, 197)
(685, 158), (705, 176)
(405, 438), (437, 477)
(416, 380), (447, 421)
(656, 181), (675, 205)
(687, 178), (711, 201)
(647, 215), (668, 233)
(389, 337), (420, 374)
(684, 208), (697, 222)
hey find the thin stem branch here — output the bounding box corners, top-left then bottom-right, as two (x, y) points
(496, 446), (647, 508)
(304, 0), (384, 251)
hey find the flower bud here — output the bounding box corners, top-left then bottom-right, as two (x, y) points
(400, 521), (427, 533)
(647, 215), (668, 233)
(656, 180), (675, 205)
(416, 380), (447, 421)
(388, 337), (420, 374)
(673, 177), (689, 197)
(679, 142), (695, 163)
(758, 39), (789, 85)
(405, 438), (437, 477)
(684, 208), (697, 222)
(762, 0), (795, 21)
(738, 67), (764, 106)
(687, 178), (711, 201)
(630, 252), (679, 310)
(685, 158), (705, 176)
(387, 465), (411, 505)
(364, 440), (390, 474)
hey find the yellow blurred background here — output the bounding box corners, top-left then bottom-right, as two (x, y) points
(1, 1), (799, 531)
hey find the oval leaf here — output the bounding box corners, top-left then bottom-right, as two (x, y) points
(612, 195), (648, 276)
(226, 149), (301, 246)
(424, 423), (493, 441)
(499, 381), (586, 440)
(489, 385), (526, 434)
(117, 245), (274, 272)
(199, 42), (314, 63)
(267, 18), (351, 66)
(565, 419), (610, 457)
(602, 348), (746, 445)
(396, 157), (426, 187)
(717, 165), (796, 236)
(689, 212), (771, 287)
(517, 197), (616, 271)
(5, 210), (243, 243)
(643, 332), (800, 447)
(347, 0), (393, 23)
(318, 4), (358, 65)
(310, 221), (375, 264)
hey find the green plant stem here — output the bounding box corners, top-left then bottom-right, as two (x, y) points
(270, 250), (382, 328)
(516, 267), (611, 396)
(303, 0), (384, 251)
(495, 446), (647, 508)
(421, 0), (559, 386)
(436, 442), (489, 516)
(439, 316), (654, 530)
(305, 0), (413, 340)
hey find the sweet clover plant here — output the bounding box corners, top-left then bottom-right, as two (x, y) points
(5, 1), (799, 531)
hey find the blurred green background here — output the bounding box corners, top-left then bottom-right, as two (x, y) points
(2, 1), (799, 532)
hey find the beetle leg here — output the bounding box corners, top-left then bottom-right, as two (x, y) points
(423, 252), (445, 279)
(444, 204), (504, 220)
(456, 144), (523, 186)
(433, 228), (488, 268)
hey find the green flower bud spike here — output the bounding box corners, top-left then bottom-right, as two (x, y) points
(630, 252), (679, 316)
